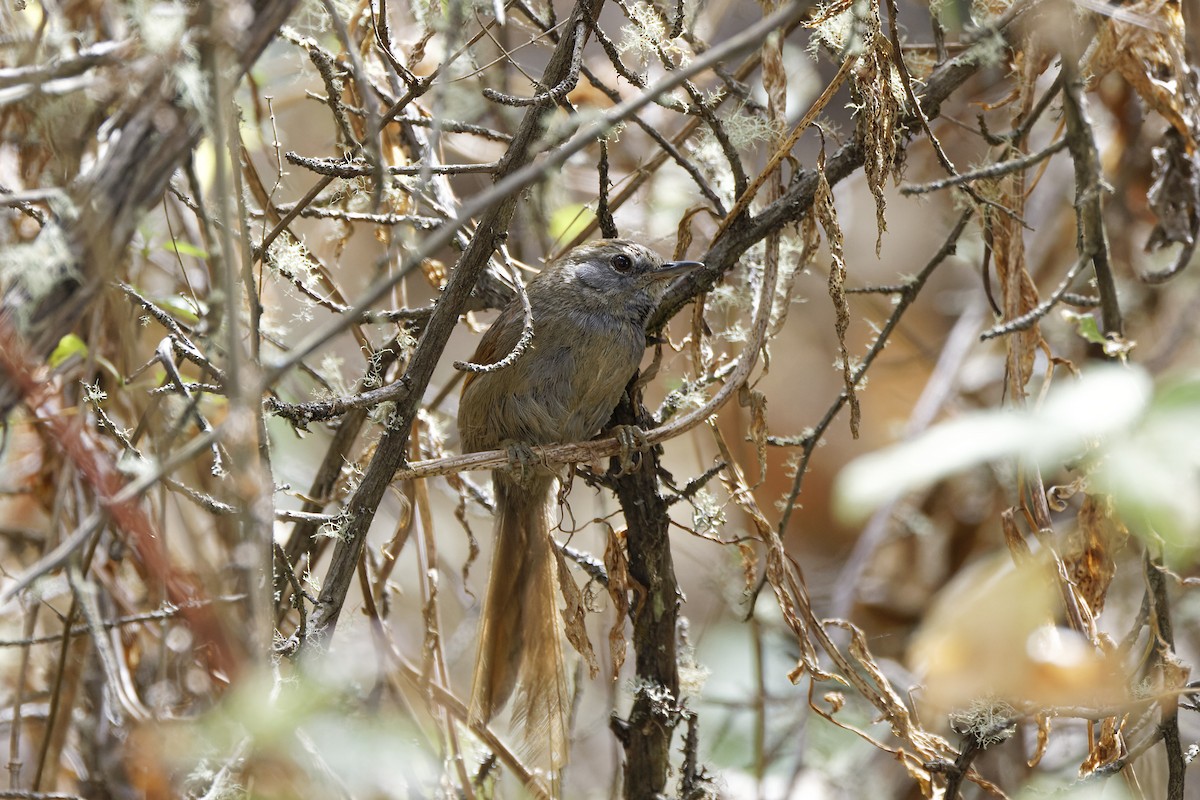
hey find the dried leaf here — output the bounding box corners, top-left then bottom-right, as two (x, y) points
(555, 548), (600, 679)
(1090, 0), (1198, 150)
(738, 384), (768, 487)
(1028, 712), (1051, 768)
(1079, 714), (1126, 775)
(1065, 494), (1128, 617)
(1146, 129), (1200, 252)
(815, 149), (860, 438)
(851, 14), (902, 254)
(984, 174), (1041, 396)
(603, 526), (631, 678)
(1001, 507), (1033, 564)
(421, 257), (446, 290)
(760, 28), (788, 131)
(805, 3), (903, 252)
(769, 214), (819, 337)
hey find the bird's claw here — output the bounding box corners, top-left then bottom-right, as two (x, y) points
(612, 425), (650, 476)
(503, 441), (541, 484)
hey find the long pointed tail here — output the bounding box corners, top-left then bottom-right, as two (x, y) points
(469, 476), (569, 770)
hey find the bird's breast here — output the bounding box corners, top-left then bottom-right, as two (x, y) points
(458, 309), (646, 451)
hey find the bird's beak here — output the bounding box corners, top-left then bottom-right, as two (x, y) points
(644, 260), (704, 283)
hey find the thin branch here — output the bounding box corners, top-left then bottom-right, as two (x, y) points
(285, 151), (499, 176)
(980, 253), (1089, 340)
(453, 262), (533, 373)
(481, 17), (587, 106)
(1061, 50), (1122, 337)
(901, 137), (1068, 195)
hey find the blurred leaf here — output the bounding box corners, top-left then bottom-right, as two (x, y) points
(156, 293), (204, 325)
(837, 366), (1200, 554)
(165, 239), (209, 259)
(549, 203), (595, 243)
(910, 554), (1126, 712)
(835, 366), (1153, 521)
(1099, 376), (1200, 552)
(49, 333), (87, 368)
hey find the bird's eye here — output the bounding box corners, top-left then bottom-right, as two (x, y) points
(611, 253), (634, 273)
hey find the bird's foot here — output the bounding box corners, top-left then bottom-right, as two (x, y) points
(502, 441), (542, 484)
(611, 425), (651, 477)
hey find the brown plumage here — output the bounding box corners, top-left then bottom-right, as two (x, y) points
(458, 240), (701, 769)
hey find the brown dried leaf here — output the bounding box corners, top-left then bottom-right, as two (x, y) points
(1157, 650), (1191, 695)
(1028, 712), (1051, 768)
(1090, 0), (1198, 150)
(738, 384), (768, 487)
(737, 540), (757, 596)
(815, 150), (860, 438)
(805, 3), (902, 252)
(984, 174), (1041, 396)
(1065, 494), (1128, 617)
(1002, 507), (1034, 564)
(555, 548), (600, 679)
(602, 526), (631, 679)
(761, 28), (788, 131)
(833, 619), (955, 760)
(1079, 715), (1126, 775)
(421, 258), (447, 290)
(674, 204), (717, 260)
(768, 213), (819, 337)
(851, 7), (902, 253)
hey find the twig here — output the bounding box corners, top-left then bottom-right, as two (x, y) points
(980, 253), (1089, 340)
(482, 16), (587, 106)
(508, 0), (725, 212)
(901, 137), (1068, 195)
(319, 0), (385, 209)
(1144, 549), (1186, 799)
(396, 114), (512, 141)
(884, 0), (1022, 223)
(1060, 51), (1122, 337)
(282, 28), (359, 147)
(453, 261), (533, 373)
(272, 204), (443, 228)
(596, 138), (618, 238)
(0, 41), (128, 89)
(285, 152), (499, 176)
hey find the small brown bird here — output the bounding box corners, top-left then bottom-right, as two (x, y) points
(458, 239), (701, 769)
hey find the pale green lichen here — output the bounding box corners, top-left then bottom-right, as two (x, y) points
(691, 489), (726, 538)
(619, 2), (689, 66)
(949, 697), (1017, 748)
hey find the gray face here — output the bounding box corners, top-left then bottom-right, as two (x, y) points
(536, 239), (701, 325)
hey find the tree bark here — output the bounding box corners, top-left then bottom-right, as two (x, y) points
(610, 392), (681, 800)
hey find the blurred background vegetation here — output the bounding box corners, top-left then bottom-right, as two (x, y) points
(1, 0), (1199, 796)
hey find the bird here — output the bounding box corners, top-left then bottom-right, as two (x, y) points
(457, 239), (702, 770)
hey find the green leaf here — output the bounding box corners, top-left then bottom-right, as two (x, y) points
(49, 333), (87, 368)
(156, 294), (204, 325)
(165, 240), (209, 259)
(1062, 309), (1105, 345)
